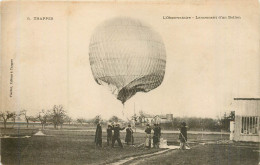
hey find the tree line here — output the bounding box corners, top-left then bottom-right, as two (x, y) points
(0, 106), (234, 132)
(0, 105), (72, 129)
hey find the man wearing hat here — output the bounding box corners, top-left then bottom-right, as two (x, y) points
(179, 122), (188, 149)
(111, 123), (125, 148)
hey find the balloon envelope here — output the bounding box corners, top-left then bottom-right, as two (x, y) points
(89, 17), (166, 104)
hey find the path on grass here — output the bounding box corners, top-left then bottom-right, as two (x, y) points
(108, 148), (176, 165)
(110, 142), (216, 165)
(46, 128), (229, 135)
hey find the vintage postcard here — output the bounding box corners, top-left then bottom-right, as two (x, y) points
(0, 0), (259, 164)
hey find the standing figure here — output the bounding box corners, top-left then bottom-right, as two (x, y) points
(112, 124), (125, 148)
(158, 124), (161, 139)
(179, 122), (188, 149)
(107, 124), (113, 146)
(145, 124), (152, 148)
(158, 124), (162, 147)
(125, 124), (134, 145)
(95, 123), (102, 147)
(153, 124), (161, 148)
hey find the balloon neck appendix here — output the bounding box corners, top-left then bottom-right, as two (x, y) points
(89, 17), (166, 104)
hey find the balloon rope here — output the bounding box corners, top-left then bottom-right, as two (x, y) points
(122, 104), (125, 116)
(122, 104), (131, 122)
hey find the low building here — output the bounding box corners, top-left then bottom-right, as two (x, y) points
(140, 114), (154, 126)
(153, 114), (173, 124)
(231, 98), (260, 142)
(140, 113), (174, 125)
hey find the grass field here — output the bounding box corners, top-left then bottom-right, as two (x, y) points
(0, 127), (258, 165)
(1, 128), (166, 165)
(133, 142), (260, 165)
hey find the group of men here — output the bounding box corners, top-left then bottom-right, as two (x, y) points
(95, 122), (188, 149)
(95, 123), (134, 148)
(144, 124), (161, 148)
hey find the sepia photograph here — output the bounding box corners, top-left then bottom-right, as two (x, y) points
(0, 0), (259, 164)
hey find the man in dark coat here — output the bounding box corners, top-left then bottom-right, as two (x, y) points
(153, 124), (161, 148)
(145, 124), (152, 148)
(112, 123), (125, 148)
(95, 123), (102, 147)
(125, 124), (134, 145)
(179, 122), (187, 149)
(107, 124), (113, 146)
(158, 124), (161, 138)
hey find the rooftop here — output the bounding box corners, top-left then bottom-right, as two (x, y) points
(234, 98), (260, 100)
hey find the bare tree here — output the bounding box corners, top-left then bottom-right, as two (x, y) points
(37, 110), (50, 130)
(109, 116), (119, 123)
(77, 118), (86, 126)
(28, 116), (38, 127)
(0, 111), (16, 129)
(11, 112), (17, 128)
(64, 115), (73, 125)
(50, 105), (66, 129)
(20, 110), (31, 128)
(59, 115), (66, 129)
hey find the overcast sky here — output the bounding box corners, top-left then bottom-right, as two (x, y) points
(1, 1), (259, 120)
